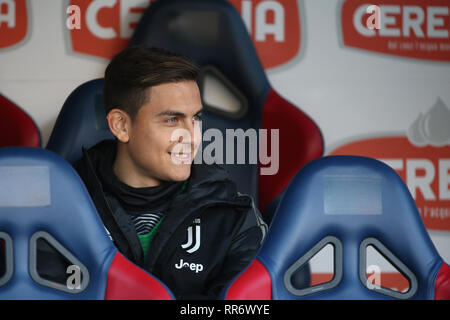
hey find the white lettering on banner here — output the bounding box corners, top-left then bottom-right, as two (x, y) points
(0, 0), (15, 28)
(422, 206), (450, 220)
(86, 0), (116, 39)
(354, 4), (450, 38)
(407, 159), (436, 200)
(379, 158), (450, 201)
(403, 6), (424, 38)
(428, 7), (449, 39)
(354, 4), (374, 36)
(379, 5), (401, 37)
(256, 1), (284, 42)
(85, 0), (148, 39)
(241, 0), (285, 42)
(120, 0), (147, 38)
(440, 160), (450, 200)
(80, 0), (290, 46)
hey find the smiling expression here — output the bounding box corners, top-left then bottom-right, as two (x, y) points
(123, 80), (203, 185)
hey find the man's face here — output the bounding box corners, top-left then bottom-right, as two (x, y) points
(125, 81), (203, 185)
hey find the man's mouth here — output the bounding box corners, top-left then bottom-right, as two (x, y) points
(169, 152), (192, 163)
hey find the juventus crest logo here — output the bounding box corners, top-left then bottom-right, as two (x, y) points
(181, 219), (201, 253)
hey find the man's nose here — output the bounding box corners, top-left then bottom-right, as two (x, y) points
(175, 121), (201, 146)
(180, 120), (201, 145)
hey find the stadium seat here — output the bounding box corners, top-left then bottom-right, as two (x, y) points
(0, 147), (174, 299)
(129, 0), (324, 216)
(46, 79), (113, 165)
(221, 156), (450, 299)
(0, 94), (41, 148)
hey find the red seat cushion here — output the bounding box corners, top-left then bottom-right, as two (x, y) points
(435, 262), (450, 300)
(224, 259), (272, 300)
(259, 89), (323, 212)
(0, 94), (40, 147)
(105, 252), (173, 300)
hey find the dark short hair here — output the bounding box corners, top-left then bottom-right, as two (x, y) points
(103, 45), (199, 119)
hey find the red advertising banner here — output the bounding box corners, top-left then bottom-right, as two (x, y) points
(340, 0), (450, 61)
(330, 99), (450, 231)
(0, 0), (28, 49)
(229, 0), (301, 69)
(67, 0), (302, 68)
(68, 0), (151, 60)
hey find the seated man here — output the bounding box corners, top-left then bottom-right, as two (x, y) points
(74, 45), (267, 299)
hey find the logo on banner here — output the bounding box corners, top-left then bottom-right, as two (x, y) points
(340, 0), (450, 62)
(67, 0), (152, 59)
(329, 98), (450, 231)
(0, 0), (28, 49)
(67, 0), (302, 69)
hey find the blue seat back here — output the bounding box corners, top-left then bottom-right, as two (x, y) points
(0, 147), (115, 299)
(46, 79), (113, 164)
(0, 147), (176, 300)
(224, 156), (445, 299)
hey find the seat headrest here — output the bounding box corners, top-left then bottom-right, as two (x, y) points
(130, 0), (324, 211)
(259, 155), (443, 299)
(0, 147), (112, 249)
(46, 79), (113, 164)
(130, 0), (270, 106)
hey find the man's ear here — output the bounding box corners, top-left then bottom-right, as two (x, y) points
(106, 108), (131, 143)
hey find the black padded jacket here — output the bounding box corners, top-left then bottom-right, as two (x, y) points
(73, 140), (267, 299)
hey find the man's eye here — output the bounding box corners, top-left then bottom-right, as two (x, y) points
(193, 114), (202, 121)
(166, 117), (178, 123)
